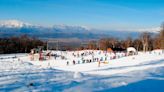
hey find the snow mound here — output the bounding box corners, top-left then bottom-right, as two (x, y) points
(74, 72), (84, 79)
(111, 81), (128, 87)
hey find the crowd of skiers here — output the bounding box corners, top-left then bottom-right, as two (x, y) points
(64, 50), (128, 66)
(49, 49), (164, 66)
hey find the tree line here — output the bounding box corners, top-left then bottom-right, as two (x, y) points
(0, 35), (45, 54)
(86, 23), (164, 52)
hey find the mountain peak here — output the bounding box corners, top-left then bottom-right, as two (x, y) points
(0, 20), (31, 28)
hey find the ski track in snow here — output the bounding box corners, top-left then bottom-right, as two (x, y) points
(0, 50), (164, 92)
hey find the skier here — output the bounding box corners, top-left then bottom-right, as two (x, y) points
(73, 60), (76, 65)
(67, 61), (69, 66)
(98, 61), (101, 67)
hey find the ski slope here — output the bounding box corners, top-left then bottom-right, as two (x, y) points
(0, 50), (164, 92)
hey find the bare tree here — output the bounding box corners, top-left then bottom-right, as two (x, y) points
(159, 23), (164, 49)
(133, 39), (142, 51)
(108, 38), (118, 48)
(153, 36), (160, 49)
(125, 37), (133, 48)
(88, 41), (97, 50)
(99, 38), (109, 50)
(140, 32), (151, 52)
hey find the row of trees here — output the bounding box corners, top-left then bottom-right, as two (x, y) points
(86, 23), (164, 52)
(0, 35), (45, 54)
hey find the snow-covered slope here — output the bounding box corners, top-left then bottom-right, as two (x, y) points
(0, 50), (164, 91)
(22, 50), (164, 73)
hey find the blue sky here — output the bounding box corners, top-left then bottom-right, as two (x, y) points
(0, 0), (164, 30)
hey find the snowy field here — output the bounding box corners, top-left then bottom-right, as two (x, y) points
(0, 50), (164, 92)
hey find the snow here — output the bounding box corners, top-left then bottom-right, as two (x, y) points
(73, 72), (84, 79)
(0, 20), (31, 28)
(22, 50), (164, 73)
(127, 47), (136, 52)
(0, 49), (164, 91)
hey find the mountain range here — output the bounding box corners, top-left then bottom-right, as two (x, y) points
(0, 20), (158, 40)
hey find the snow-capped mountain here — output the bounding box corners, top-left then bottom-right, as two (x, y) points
(0, 20), (31, 28)
(0, 20), (89, 32)
(0, 20), (156, 39)
(0, 20), (95, 39)
(53, 24), (90, 31)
